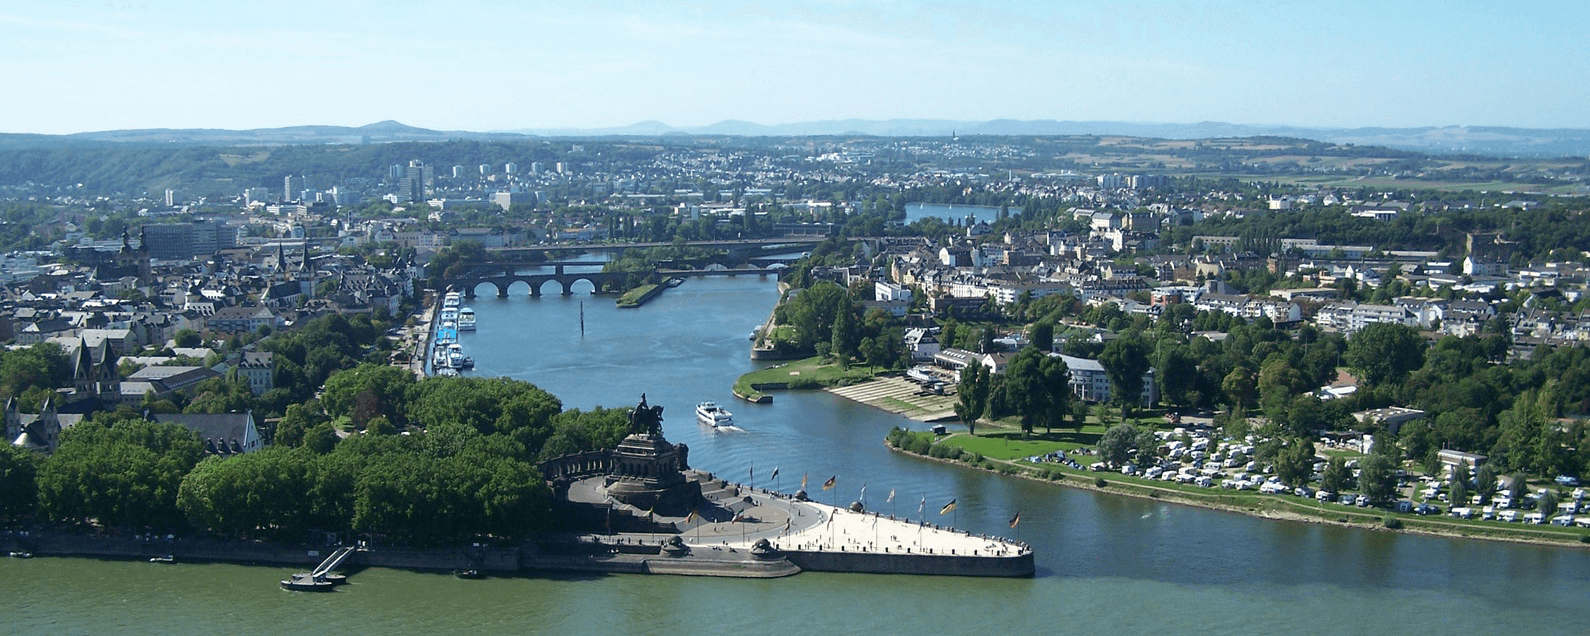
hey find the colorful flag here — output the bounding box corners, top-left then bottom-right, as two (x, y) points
(859, 484), (867, 502)
(685, 510), (699, 524)
(918, 496), (926, 516)
(732, 510), (747, 523)
(771, 467), (780, 480)
(939, 499), (957, 515)
(1008, 511), (1022, 528)
(802, 473), (808, 490)
(887, 488), (895, 503)
(822, 475), (836, 490)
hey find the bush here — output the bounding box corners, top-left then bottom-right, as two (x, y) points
(1383, 517), (1404, 530)
(1094, 477), (1108, 488)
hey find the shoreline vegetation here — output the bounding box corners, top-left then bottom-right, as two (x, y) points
(615, 283), (661, 308)
(884, 425), (1590, 548)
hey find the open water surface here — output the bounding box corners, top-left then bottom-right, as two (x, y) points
(8, 277), (1586, 635)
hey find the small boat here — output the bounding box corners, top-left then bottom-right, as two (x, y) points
(458, 307), (477, 331)
(438, 368), (460, 377)
(454, 569), (483, 579)
(8, 551), (33, 558)
(447, 344), (465, 368)
(460, 356), (475, 369)
(433, 346), (451, 369)
(281, 573), (335, 592)
(696, 401), (734, 428)
(149, 555), (175, 563)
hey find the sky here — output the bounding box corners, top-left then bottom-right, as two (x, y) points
(2, 1), (1587, 134)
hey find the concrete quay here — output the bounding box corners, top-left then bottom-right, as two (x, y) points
(563, 472), (1034, 578)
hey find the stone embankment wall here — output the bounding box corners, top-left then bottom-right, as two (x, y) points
(785, 549), (1035, 577)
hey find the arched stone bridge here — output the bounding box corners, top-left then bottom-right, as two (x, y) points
(446, 263), (641, 298)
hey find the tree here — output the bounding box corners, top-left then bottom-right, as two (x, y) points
(1221, 367), (1257, 410)
(1345, 323), (1425, 387)
(1155, 344), (1197, 407)
(1538, 489), (1558, 518)
(1099, 336), (1151, 418)
(37, 417), (204, 530)
(1449, 469), (1469, 508)
(1275, 437), (1315, 488)
(1320, 457), (1352, 494)
(1000, 349), (1071, 436)
(1098, 423), (1153, 467)
(1475, 464), (1498, 504)
(954, 363), (988, 435)
(321, 364), (418, 427)
(830, 304), (861, 366)
(0, 445), (39, 519)
(1358, 453), (1398, 503)
(174, 328), (202, 348)
(1030, 321), (1055, 353)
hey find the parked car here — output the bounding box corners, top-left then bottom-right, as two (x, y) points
(1555, 475), (1581, 487)
(1415, 503), (1441, 515)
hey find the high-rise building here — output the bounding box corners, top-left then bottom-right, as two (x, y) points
(530, 162), (543, 175)
(452, 165), (466, 179)
(399, 160), (427, 203)
(164, 189), (177, 208)
(479, 164), (491, 175)
(388, 164), (403, 181)
(284, 175), (306, 201)
(555, 162), (567, 174)
(504, 162), (518, 174)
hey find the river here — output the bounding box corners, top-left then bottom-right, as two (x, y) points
(7, 276), (1586, 635)
(906, 203), (1020, 225)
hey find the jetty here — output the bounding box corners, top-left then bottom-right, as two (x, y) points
(281, 545), (357, 592)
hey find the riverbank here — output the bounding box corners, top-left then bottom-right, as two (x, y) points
(615, 283), (663, 308)
(826, 376), (957, 421)
(884, 435), (1590, 549)
(732, 356), (878, 403)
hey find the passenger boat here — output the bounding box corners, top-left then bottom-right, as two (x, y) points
(447, 344), (465, 369)
(458, 306), (477, 331)
(433, 345), (451, 369)
(443, 291), (461, 309)
(696, 401), (734, 428)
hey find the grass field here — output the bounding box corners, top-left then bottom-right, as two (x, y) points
(615, 284), (658, 308)
(733, 356), (878, 400)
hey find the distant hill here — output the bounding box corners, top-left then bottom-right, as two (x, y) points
(0, 120), (529, 149)
(4, 118), (1589, 157)
(509, 119), (1590, 157)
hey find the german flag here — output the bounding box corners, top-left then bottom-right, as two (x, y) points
(1008, 511), (1021, 528)
(939, 499), (957, 514)
(822, 476), (836, 490)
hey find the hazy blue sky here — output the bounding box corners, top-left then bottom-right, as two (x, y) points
(3, 1), (1586, 134)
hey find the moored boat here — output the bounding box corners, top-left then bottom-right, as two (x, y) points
(281, 573), (335, 592)
(458, 306), (477, 331)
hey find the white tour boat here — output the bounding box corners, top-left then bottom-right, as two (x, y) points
(696, 401), (734, 428)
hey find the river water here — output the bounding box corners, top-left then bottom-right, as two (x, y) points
(906, 203), (1020, 225)
(8, 277), (1586, 635)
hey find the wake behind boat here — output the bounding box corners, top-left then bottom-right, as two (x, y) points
(696, 401), (734, 428)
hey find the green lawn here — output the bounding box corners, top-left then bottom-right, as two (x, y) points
(733, 356), (879, 399)
(615, 284), (658, 307)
